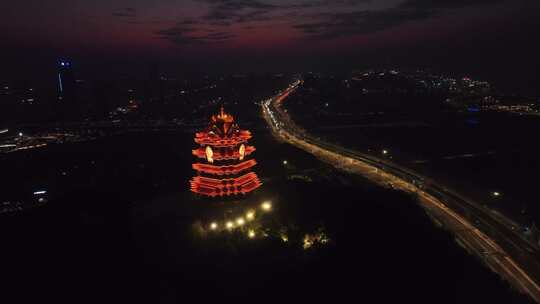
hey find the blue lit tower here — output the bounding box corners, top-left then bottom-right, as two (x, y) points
(57, 60), (77, 120)
(58, 61), (75, 101)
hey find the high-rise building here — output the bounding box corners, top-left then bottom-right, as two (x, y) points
(190, 106), (262, 197)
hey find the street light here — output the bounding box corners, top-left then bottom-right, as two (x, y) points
(283, 160), (288, 165)
(248, 230), (256, 238)
(382, 149), (388, 155)
(492, 191), (501, 197)
(261, 201), (272, 211)
(210, 222), (218, 230)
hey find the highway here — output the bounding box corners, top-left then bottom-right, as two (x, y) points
(262, 80), (540, 303)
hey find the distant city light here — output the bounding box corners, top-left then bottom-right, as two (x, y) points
(226, 221), (234, 229)
(210, 222), (218, 230)
(18, 132), (23, 137)
(382, 149), (388, 155)
(246, 210), (255, 220)
(33, 190), (47, 195)
(282, 160), (288, 165)
(248, 230), (256, 238)
(261, 201), (272, 211)
(0, 129), (8, 134)
(493, 191), (501, 197)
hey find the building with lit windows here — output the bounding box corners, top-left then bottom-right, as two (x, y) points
(190, 106), (262, 197)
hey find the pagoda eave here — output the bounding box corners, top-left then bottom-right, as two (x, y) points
(192, 159), (257, 176)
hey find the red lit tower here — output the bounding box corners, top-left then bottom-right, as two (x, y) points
(190, 106), (262, 197)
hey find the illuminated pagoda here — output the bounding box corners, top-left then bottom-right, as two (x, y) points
(190, 106), (262, 197)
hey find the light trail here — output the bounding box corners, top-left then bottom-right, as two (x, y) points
(262, 80), (540, 303)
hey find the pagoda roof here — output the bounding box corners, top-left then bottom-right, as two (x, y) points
(192, 145), (255, 161)
(193, 159), (257, 176)
(190, 172), (262, 197)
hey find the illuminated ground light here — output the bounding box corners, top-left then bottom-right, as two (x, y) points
(202, 204), (275, 237)
(303, 236), (314, 250)
(261, 201), (272, 211)
(303, 232), (330, 250)
(236, 217), (245, 226)
(248, 230), (256, 239)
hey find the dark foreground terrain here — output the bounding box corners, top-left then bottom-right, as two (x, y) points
(0, 126), (532, 303)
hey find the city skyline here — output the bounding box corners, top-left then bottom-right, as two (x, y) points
(1, 1), (539, 95)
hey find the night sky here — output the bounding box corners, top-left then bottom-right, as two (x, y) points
(1, 0), (539, 94)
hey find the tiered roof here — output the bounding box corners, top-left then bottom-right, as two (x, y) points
(190, 106), (261, 197)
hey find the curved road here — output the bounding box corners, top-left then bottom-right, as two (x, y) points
(262, 80), (540, 302)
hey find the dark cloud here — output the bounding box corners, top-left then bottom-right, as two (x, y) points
(155, 23), (235, 45)
(198, 0), (371, 20)
(203, 31), (236, 40)
(155, 0), (277, 45)
(179, 19), (200, 25)
(197, 0), (278, 25)
(294, 0), (504, 40)
(157, 0), (507, 44)
(294, 8), (436, 40)
(197, 0), (277, 10)
(112, 7), (137, 18)
(399, 0), (504, 9)
(292, 0), (503, 40)
(287, 0), (371, 9)
(186, 0), (375, 30)
(203, 11), (290, 28)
